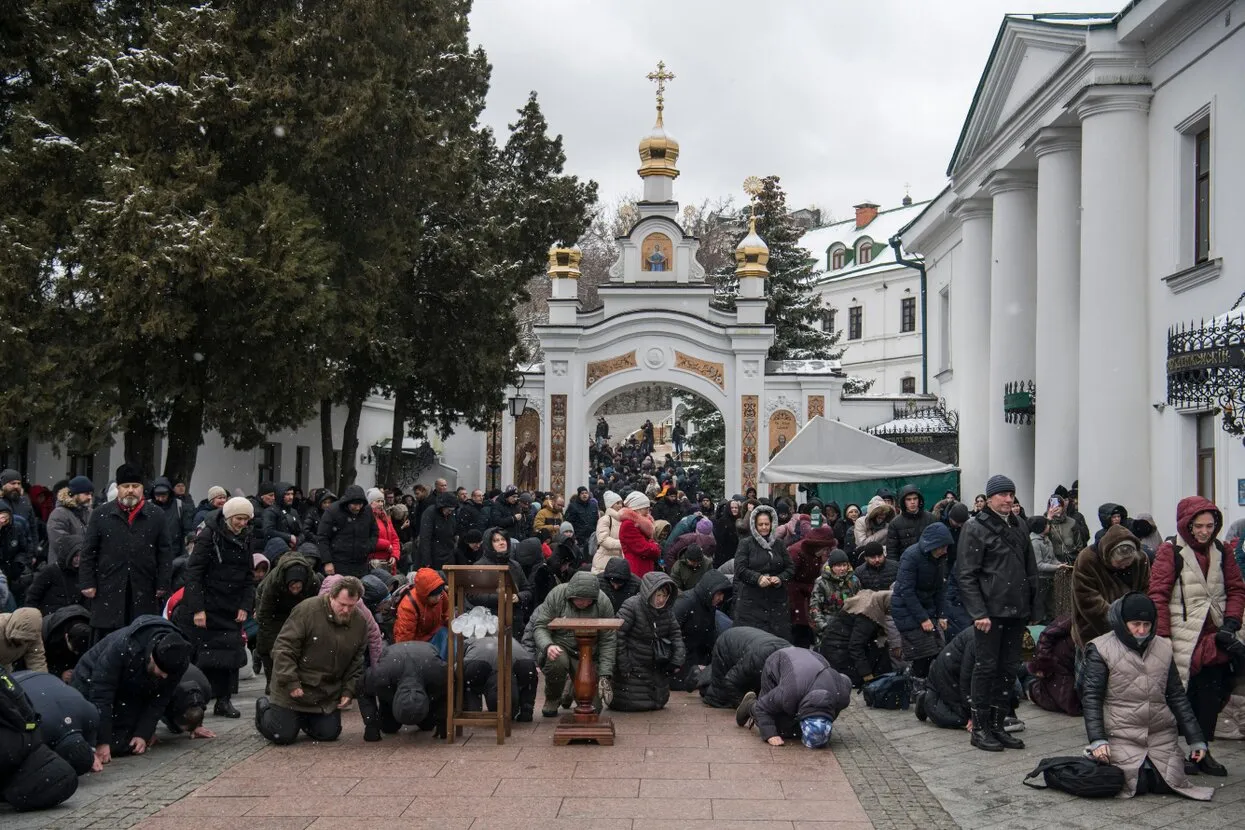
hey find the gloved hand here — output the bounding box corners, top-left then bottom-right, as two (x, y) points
(1215, 629), (1245, 660)
(598, 676), (613, 707)
(1222, 618), (1242, 635)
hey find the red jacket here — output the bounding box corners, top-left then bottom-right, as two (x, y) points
(1149, 495), (1245, 678)
(370, 507), (401, 572)
(786, 525), (837, 627)
(620, 508), (661, 578)
(394, 567), (449, 643)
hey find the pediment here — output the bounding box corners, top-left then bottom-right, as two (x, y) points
(948, 18), (1088, 176)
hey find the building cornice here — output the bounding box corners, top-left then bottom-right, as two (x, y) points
(1069, 83), (1153, 119)
(1025, 125), (1082, 158)
(950, 198), (994, 223)
(982, 169), (1038, 196)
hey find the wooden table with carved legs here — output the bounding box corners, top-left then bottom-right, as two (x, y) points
(546, 617), (623, 746)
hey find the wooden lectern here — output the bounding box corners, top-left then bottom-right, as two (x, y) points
(546, 617), (624, 746)
(443, 564), (516, 745)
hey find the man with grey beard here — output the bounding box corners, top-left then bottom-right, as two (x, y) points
(79, 464), (176, 643)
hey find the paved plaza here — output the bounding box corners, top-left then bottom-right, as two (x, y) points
(7, 672), (1245, 830)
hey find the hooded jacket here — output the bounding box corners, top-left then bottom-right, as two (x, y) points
(316, 485), (378, 577)
(469, 528), (531, 615)
(787, 525), (838, 629)
(261, 484), (302, 548)
(393, 568), (449, 645)
(1081, 596), (1213, 801)
(752, 647), (851, 741)
(42, 604), (91, 678)
(359, 641), (445, 730)
(254, 552), (322, 655)
(0, 608), (46, 672)
(673, 568), (730, 668)
(891, 522), (953, 632)
(712, 499), (743, 569)
(853, 496), (895, 550)
(11, 669), (98, 774)
(46, 487), (91, 576)
(1024, 614), (1081, 716)
(700, 625), (790, 709)
(955, 506), (1036, 622)
(598, 557), (641, 614)
(526, 571), (616, 677)
(269, 593), (368, 714)
(25, 492), (89, 617)
(886, 485), (936, 561)
(1148, 495), (1245, 684)
(416, 493), (459, 571)
(591, 501), (624, 573)
(371, 504), (401, 571)
(71, 615), (188, 745)
(1070, 525), (1150, 648)
(611, 572), (685, 712)
(923, 627), (976, 728)
(732, 505), (795, 641)
(818, 590), (892, 684)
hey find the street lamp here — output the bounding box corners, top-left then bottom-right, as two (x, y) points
(508, 375), (528, 419)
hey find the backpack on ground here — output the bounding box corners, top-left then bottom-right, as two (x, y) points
(862, 672), (911, 710)
(1023, 756), (1124, 798)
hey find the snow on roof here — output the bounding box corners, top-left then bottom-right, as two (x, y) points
(870, 415), (956, 434)
(765, 358), (843, 375)
(799, 201), (931, 280)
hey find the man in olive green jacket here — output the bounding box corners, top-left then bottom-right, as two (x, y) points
(255, 576), (367, 744)
(527, 570), (616, 717)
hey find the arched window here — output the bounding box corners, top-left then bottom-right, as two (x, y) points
(857, 239), (873, 265)
(830, 246), (845, 270)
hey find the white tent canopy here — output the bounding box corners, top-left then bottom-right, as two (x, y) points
(759, 415), (957, 484)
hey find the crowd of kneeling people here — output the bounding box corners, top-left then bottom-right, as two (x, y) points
(2, 461), (1244, 811)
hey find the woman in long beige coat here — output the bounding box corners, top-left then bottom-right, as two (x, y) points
(1080, 593), (1213, 800)
(591, 491), (624, 574)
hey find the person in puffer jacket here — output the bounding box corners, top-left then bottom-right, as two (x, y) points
(699, 626), (788, 708)
(735, 646), (851, 748)
(787, 525), (838, 648)
(808, 550), (860, 647)
(818, 589), (892, 687)
(316, 486), (378, 578)
(886, 484), (935, 561)
(610, 572), (685, 712)
(392, 569), (448, 658)
(672, 569), (730, 688)
(591, 492), (624, 574)
(853, 496), (894, 555)
(598, 557), (640, 616)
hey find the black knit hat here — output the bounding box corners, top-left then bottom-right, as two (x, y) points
(827, 549), (850, 567)
(284, 564), (310, 587)
(1119, 592), (1156, 623)
(115, 463), (143, 486)
(151, 633), (192, 676)
(860, 541), (885, 559)
(948, 503), (971, 524)
(985, 475), (1016, 497)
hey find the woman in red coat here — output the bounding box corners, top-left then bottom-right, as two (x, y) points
(785, 525), (837, 648)
(619, 492), (662, 579)
(367, 488), (400, 574)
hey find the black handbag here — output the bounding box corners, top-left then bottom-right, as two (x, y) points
(1023, 756), (1125, 798)
(652, 622), (673, 665)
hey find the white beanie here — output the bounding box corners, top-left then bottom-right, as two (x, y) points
(223, 496), (254, 520)
(624, 492), (650, 510)
(207, 485), (228, 501)
(603, 491), (621, 510)
(366, 487), (384, 503)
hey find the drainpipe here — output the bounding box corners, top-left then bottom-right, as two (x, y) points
(889, 235), (928, 395)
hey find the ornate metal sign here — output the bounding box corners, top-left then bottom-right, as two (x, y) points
(1167, 314), (1245, 441)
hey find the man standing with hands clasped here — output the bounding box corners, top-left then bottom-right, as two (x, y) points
(957, 475), (1037, 752)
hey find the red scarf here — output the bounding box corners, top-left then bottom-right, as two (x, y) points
(125, 497), (146, 526)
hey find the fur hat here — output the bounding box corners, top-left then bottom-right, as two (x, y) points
(114, 463), (143, 486)
(223, 497), (254, 520)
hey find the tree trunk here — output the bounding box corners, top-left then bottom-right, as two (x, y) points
(384, 386), (411, 488)
(162, 397), (205, 488)
(337, 392), (364, 494)
(123, 411), (160, 482)
(319, 398), (338, 492)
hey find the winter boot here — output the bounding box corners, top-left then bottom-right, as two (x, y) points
(214, 697), (241, 719)
(515, 705), (534, 723)
(969, 707), (1003, 752)
(542, 693), (561, 718)
(254, 695), (270, 731)
(990, 706), (1025, 749)
(912, 677), (928, 722)
(251, 648), (263, 675)
(1196, 751), (1228, 777)
(736, 691), (757, 729)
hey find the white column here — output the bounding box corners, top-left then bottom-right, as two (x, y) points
(949, 199), (993, 497)
(984, 170), (1038, 512)
(1075, 86), (1152, 514)
(1029, 128), (1082, 502)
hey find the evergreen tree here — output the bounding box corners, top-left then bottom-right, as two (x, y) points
(682, 395), (724, 498)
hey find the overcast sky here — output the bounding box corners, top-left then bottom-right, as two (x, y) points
(468, 0), (1117, 220)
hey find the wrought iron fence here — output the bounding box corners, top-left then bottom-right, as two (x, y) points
(1003, 380), (1036, 425)
(1167, 315), (1245, 440)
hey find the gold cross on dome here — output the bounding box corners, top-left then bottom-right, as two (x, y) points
(647, 60), (676, 114)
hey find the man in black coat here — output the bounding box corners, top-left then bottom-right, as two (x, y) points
(262, 482), (302, 551)
(920, 627), (976, 729)
(956, 474), (1036, 753)
(736, 647), (851, 747)
(316, 485), (378, 578)
(456, 489), (490, 536)
(79, 464), (177, 640)
(42, 604), (93, 681)
(886, 484), (935, 561)
(0, 668), (79, 811)
(417, 493), (459, 571)
(854, 542), (898, 590)
(12, 669), (100, 774)
(699, 626), (789, 709)
(70, 615), (192, 767)
(672, 568), (731, 690)
(485, 487), (524, 537)
(358, 641), (445, 742)
(564, 487), (598, 549)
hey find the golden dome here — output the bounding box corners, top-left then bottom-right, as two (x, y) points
(547, 243), (582, 279)
(638, 111), (680, 179)
(734, 215), (769, 278)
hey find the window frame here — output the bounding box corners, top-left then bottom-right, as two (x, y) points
(901, 377), (916, 394)
(830, 246), (845, 270)
(848, 306), (862, 340)
(857, 240), (873, 265)
(900, 297), (916, 333)
(1195, 413), (1215, 502)
(1194, 127), (1210, 264)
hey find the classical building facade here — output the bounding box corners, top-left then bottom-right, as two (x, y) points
(800, 198), (931, 394)
(900, 0), (1244, 524)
